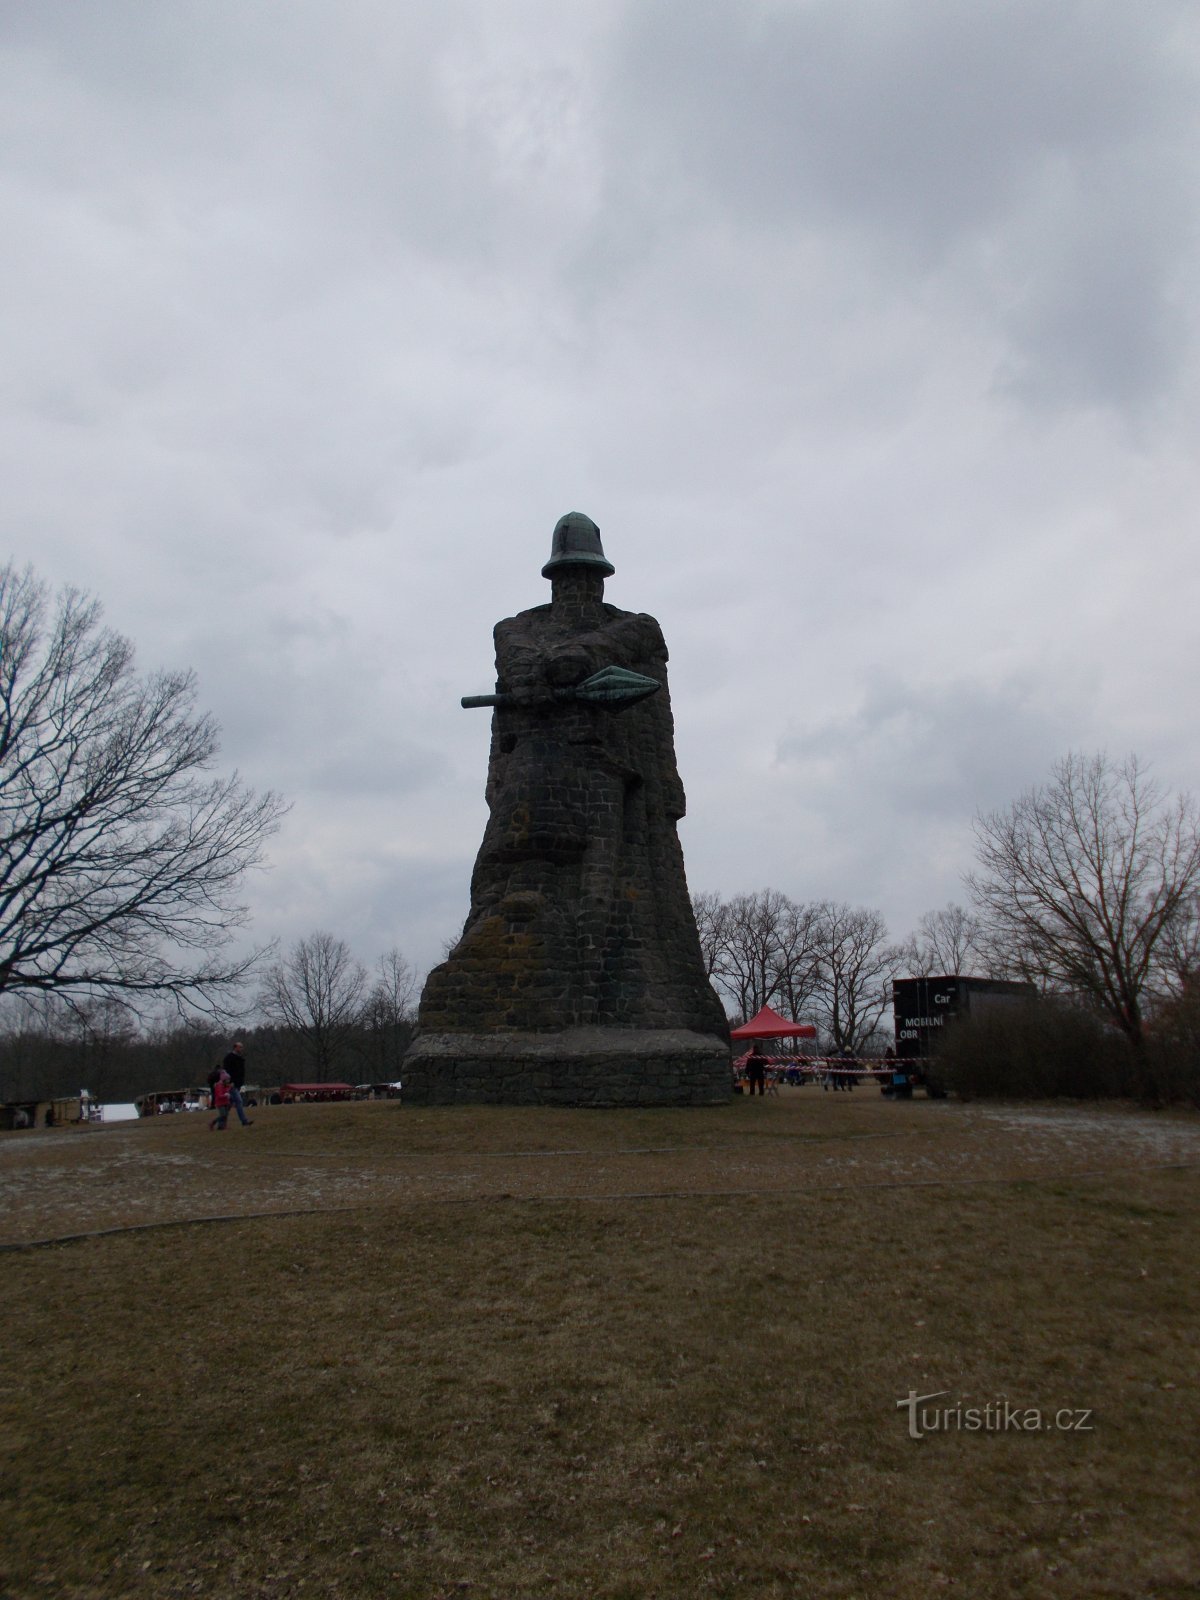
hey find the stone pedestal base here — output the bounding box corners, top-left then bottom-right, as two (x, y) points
(401, 1028), (732, 1107)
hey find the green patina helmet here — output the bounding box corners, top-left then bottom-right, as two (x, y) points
(541, 511), (615, 579)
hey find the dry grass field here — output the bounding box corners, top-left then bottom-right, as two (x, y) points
(2, 1090), (1198, 1599)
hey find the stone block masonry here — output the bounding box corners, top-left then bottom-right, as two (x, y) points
(402, 1029), (732, 1107)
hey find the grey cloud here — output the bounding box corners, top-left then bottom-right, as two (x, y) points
(301, 738), (453, 801)
(609, 0), (1188, 244)
(2, 1), (1197, 980)
(688, 672), (1087, 938)
(776, 671), (1079, 822)
(597, 0), (1197, 411)
(248, 842), (470, 977)
(993, 184), (1189, 411)
(0, 0), (531, 286)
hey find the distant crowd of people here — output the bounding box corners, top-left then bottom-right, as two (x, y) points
(735, 1045), (915, 1095)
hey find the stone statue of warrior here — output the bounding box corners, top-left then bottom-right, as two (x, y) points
(403, 513), (730, 1106)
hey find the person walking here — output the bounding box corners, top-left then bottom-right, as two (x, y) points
(221, 1041), (253, 1127)
(209, 1068), (232, 1131)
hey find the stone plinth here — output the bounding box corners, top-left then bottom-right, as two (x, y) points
(402, 1028), (731, 1107)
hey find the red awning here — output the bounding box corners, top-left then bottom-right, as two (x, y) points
(729, 1004), (817, 1040)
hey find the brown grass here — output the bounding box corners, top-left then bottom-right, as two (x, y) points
(2, 1091), (1198, 1598)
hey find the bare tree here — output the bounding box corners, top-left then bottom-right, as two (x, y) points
(900, 902), (989, 977)
(969, 753), (1200, 1047)
(65, 994), (138, 1100)
(811, 901), (897, 1053)
(772, 898), (823, 1025)
(1158, 891), (1200, 1002)
(373, 947), (418, 1021)
(0, 991), (72, 1102)
(712, 889), (792, 1022)
(690, 890), (728, 986)
(360, 947), (419, 1083)
(259, 932), (367, 1080)
(0, 563), (286, 1012)
(695, 889), (865, 1036)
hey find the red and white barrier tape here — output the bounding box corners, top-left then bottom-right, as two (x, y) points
(735, 1054), (920, 1079)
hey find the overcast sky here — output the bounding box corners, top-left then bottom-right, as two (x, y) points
(4, 0), (1198, 987)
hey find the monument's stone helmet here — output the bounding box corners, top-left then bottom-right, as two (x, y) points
(541, 511), (616, 579)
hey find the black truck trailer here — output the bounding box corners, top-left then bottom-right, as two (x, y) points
(891, 975), (1037, 1095)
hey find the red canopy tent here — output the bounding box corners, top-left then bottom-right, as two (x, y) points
(729, 1004), (817, 1040)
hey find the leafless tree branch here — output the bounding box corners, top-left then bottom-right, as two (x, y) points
(0, 562), (287, 1012)
(968, 752), (1200, 1045)
(258, 931), (367, 1080)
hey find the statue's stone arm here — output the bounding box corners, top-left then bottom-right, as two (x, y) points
(461, 666), (661, 710)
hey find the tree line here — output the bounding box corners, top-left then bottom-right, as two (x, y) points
(693, 892), (899, 1054)
(696, 752), (1200, 1095)
(0, 937), (420, 1104)
(2, 559), (1199, 1103)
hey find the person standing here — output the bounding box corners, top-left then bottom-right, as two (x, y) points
(222, 1041), (253, 1127)
(843, 1046), (858, 1092)
(745, 1043), (768, 1097)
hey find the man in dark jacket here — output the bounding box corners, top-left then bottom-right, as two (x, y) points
(221, 1041), (253, 1127)
(745, 1043), (768, 1097)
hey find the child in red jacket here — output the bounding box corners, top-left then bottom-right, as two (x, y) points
(209, 1069), (232, 1131)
